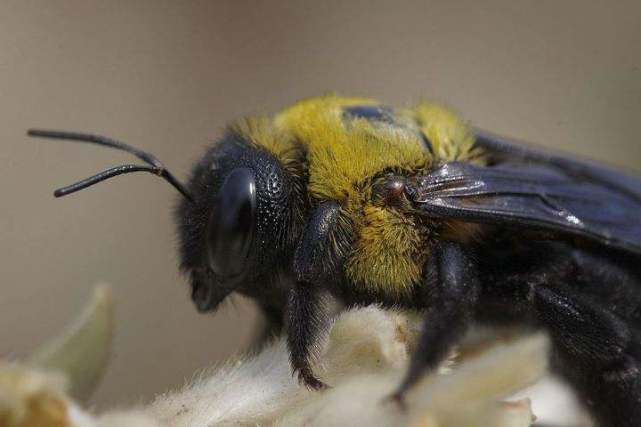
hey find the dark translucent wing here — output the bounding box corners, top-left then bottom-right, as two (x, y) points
(410, 161), (641, 254)
(474, 129), (641, 202)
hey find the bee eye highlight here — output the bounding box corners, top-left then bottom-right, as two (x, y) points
(208, 167), (256, 278)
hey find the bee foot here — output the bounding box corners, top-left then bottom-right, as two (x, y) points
(297, 368), (329, 391)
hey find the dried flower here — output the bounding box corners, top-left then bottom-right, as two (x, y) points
(1, 292), (550, 427)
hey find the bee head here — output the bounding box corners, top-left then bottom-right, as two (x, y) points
(28, 128), (304, 314)
(176, 132), (305, 312)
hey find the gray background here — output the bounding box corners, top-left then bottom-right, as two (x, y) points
(1, 1), (639, 407)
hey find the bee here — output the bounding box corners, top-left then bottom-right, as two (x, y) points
(30, 95), (641, 427)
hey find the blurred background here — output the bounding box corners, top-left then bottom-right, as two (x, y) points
(0, 0), (639, 409)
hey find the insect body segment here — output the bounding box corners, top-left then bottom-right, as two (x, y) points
(263, 95), (480, 295)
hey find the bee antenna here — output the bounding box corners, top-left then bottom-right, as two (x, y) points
(27, 129), (193, 202)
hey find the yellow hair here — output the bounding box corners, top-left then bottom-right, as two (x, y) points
(414, 103), (484, 163)
(275, 95), (431, 201)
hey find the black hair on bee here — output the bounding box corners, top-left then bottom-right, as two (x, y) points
(30, 95), (641, 427)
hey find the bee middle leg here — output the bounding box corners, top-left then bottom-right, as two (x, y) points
(390, 242), (480, 402)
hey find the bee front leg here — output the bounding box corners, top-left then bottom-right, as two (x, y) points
(390, 242), (480, 403)
(287, 282), (329, 390)
(287, 201), (344, 390)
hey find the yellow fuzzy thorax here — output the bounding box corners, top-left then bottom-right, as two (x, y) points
(234, 95), (483, 296)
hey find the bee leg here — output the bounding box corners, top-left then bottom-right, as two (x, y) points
(534, 285), (641, 427)
(287, 283), (329, 390)
(389, 242), (480, 402)
(287, 201), (343, 391)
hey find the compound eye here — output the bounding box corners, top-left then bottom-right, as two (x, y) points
(208, 167), (256, 278)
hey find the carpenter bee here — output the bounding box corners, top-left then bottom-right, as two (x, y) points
(30, 95), (641, 427)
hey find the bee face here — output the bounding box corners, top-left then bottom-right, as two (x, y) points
(177, 133), (301, 312)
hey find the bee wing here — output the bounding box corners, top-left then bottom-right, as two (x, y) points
(474, 129), (641, 202)
(409, 157), (641, 254)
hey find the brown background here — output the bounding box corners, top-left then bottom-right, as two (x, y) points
(1, 1), (639, 407)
